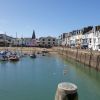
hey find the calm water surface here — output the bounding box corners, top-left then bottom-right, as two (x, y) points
(0, 54), (100, 100)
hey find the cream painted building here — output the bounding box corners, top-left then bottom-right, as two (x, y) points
(39, 36), (58, 47)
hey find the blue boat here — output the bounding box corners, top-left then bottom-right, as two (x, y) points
(0, 51), (8, 61)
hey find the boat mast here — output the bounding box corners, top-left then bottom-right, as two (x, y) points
(4, 32), (6, 50)
(21, 34), (23, 54)
(16, 32), (18, 52)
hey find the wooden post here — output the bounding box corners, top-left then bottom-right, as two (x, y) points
(62, 46), (64, 55)
(66, 50), (68, 57)
(80, 53), (82, 62)
(76, 48), (78, 61)
(96, 55), (100, 71)
(84, 53), (86, 65)
(55, 82), (78, 100)
(89, 48), (93, 67)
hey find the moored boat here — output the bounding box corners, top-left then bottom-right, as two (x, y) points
(30, 53), (36, 58)
(0, 56), (8, 61)
(42, 53), (45, 56)
(9, 55), (19, 61)
(0, 51), (8, 61)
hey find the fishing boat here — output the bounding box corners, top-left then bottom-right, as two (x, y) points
(30, 53), (36, 58)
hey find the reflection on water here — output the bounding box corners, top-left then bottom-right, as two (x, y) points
(60, 55), (100, 100)
(65, 93), (78, 100)
(0, 55), (100, 100)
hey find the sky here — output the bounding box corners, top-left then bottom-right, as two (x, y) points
(0, 0), (100, 38)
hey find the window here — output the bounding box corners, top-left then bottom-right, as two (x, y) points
(90, 39), (91, 43)
(48, 42), (50, 44)
(99, 45), (100, 49)
(48, 39), (50, 41)
(43, 42), (45, 44)
(53, 39), (55, 41)
(8, 40), (11, 42)
(98, 38), (100, 44)
(0, 37), (2, 39)
(94, 38), (96, 43)
(43, 39), (45, 41)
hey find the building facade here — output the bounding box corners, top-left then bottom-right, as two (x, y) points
(0, 34), (13, 46)
(81, 26), (94, 49)
(93, 26), (100, 51)
(59, 25), (100, 51)
(39, 36), (58, 48)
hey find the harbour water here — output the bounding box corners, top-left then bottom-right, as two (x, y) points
(0, 54), (100, 100)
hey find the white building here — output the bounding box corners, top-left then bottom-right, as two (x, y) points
(70, 35), (76, 47)
(59, 26), (100, 51)
(70, 30), (82, 48)
(61, 33), (68, 46)
(57, 35), (62, 46)
(93, 26), (100, 51)
(61, 30), (82, 48)
(81, 26), (94, 49)
(61, 33), (72, 47)
(12, 38), (33, 47)
(81, 26), (100, 51)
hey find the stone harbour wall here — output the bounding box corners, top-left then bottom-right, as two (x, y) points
(56, 47), (100, 71)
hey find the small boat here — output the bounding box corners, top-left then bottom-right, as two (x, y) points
(0, 52), (8, 61)
(9, 55), (19, 61)
(30, 54), (36, 58)
(42, 53), (45, 56)
(0, 56), (8, 61)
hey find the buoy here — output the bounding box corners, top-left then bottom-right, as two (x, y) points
(55, 82), (78, 100)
